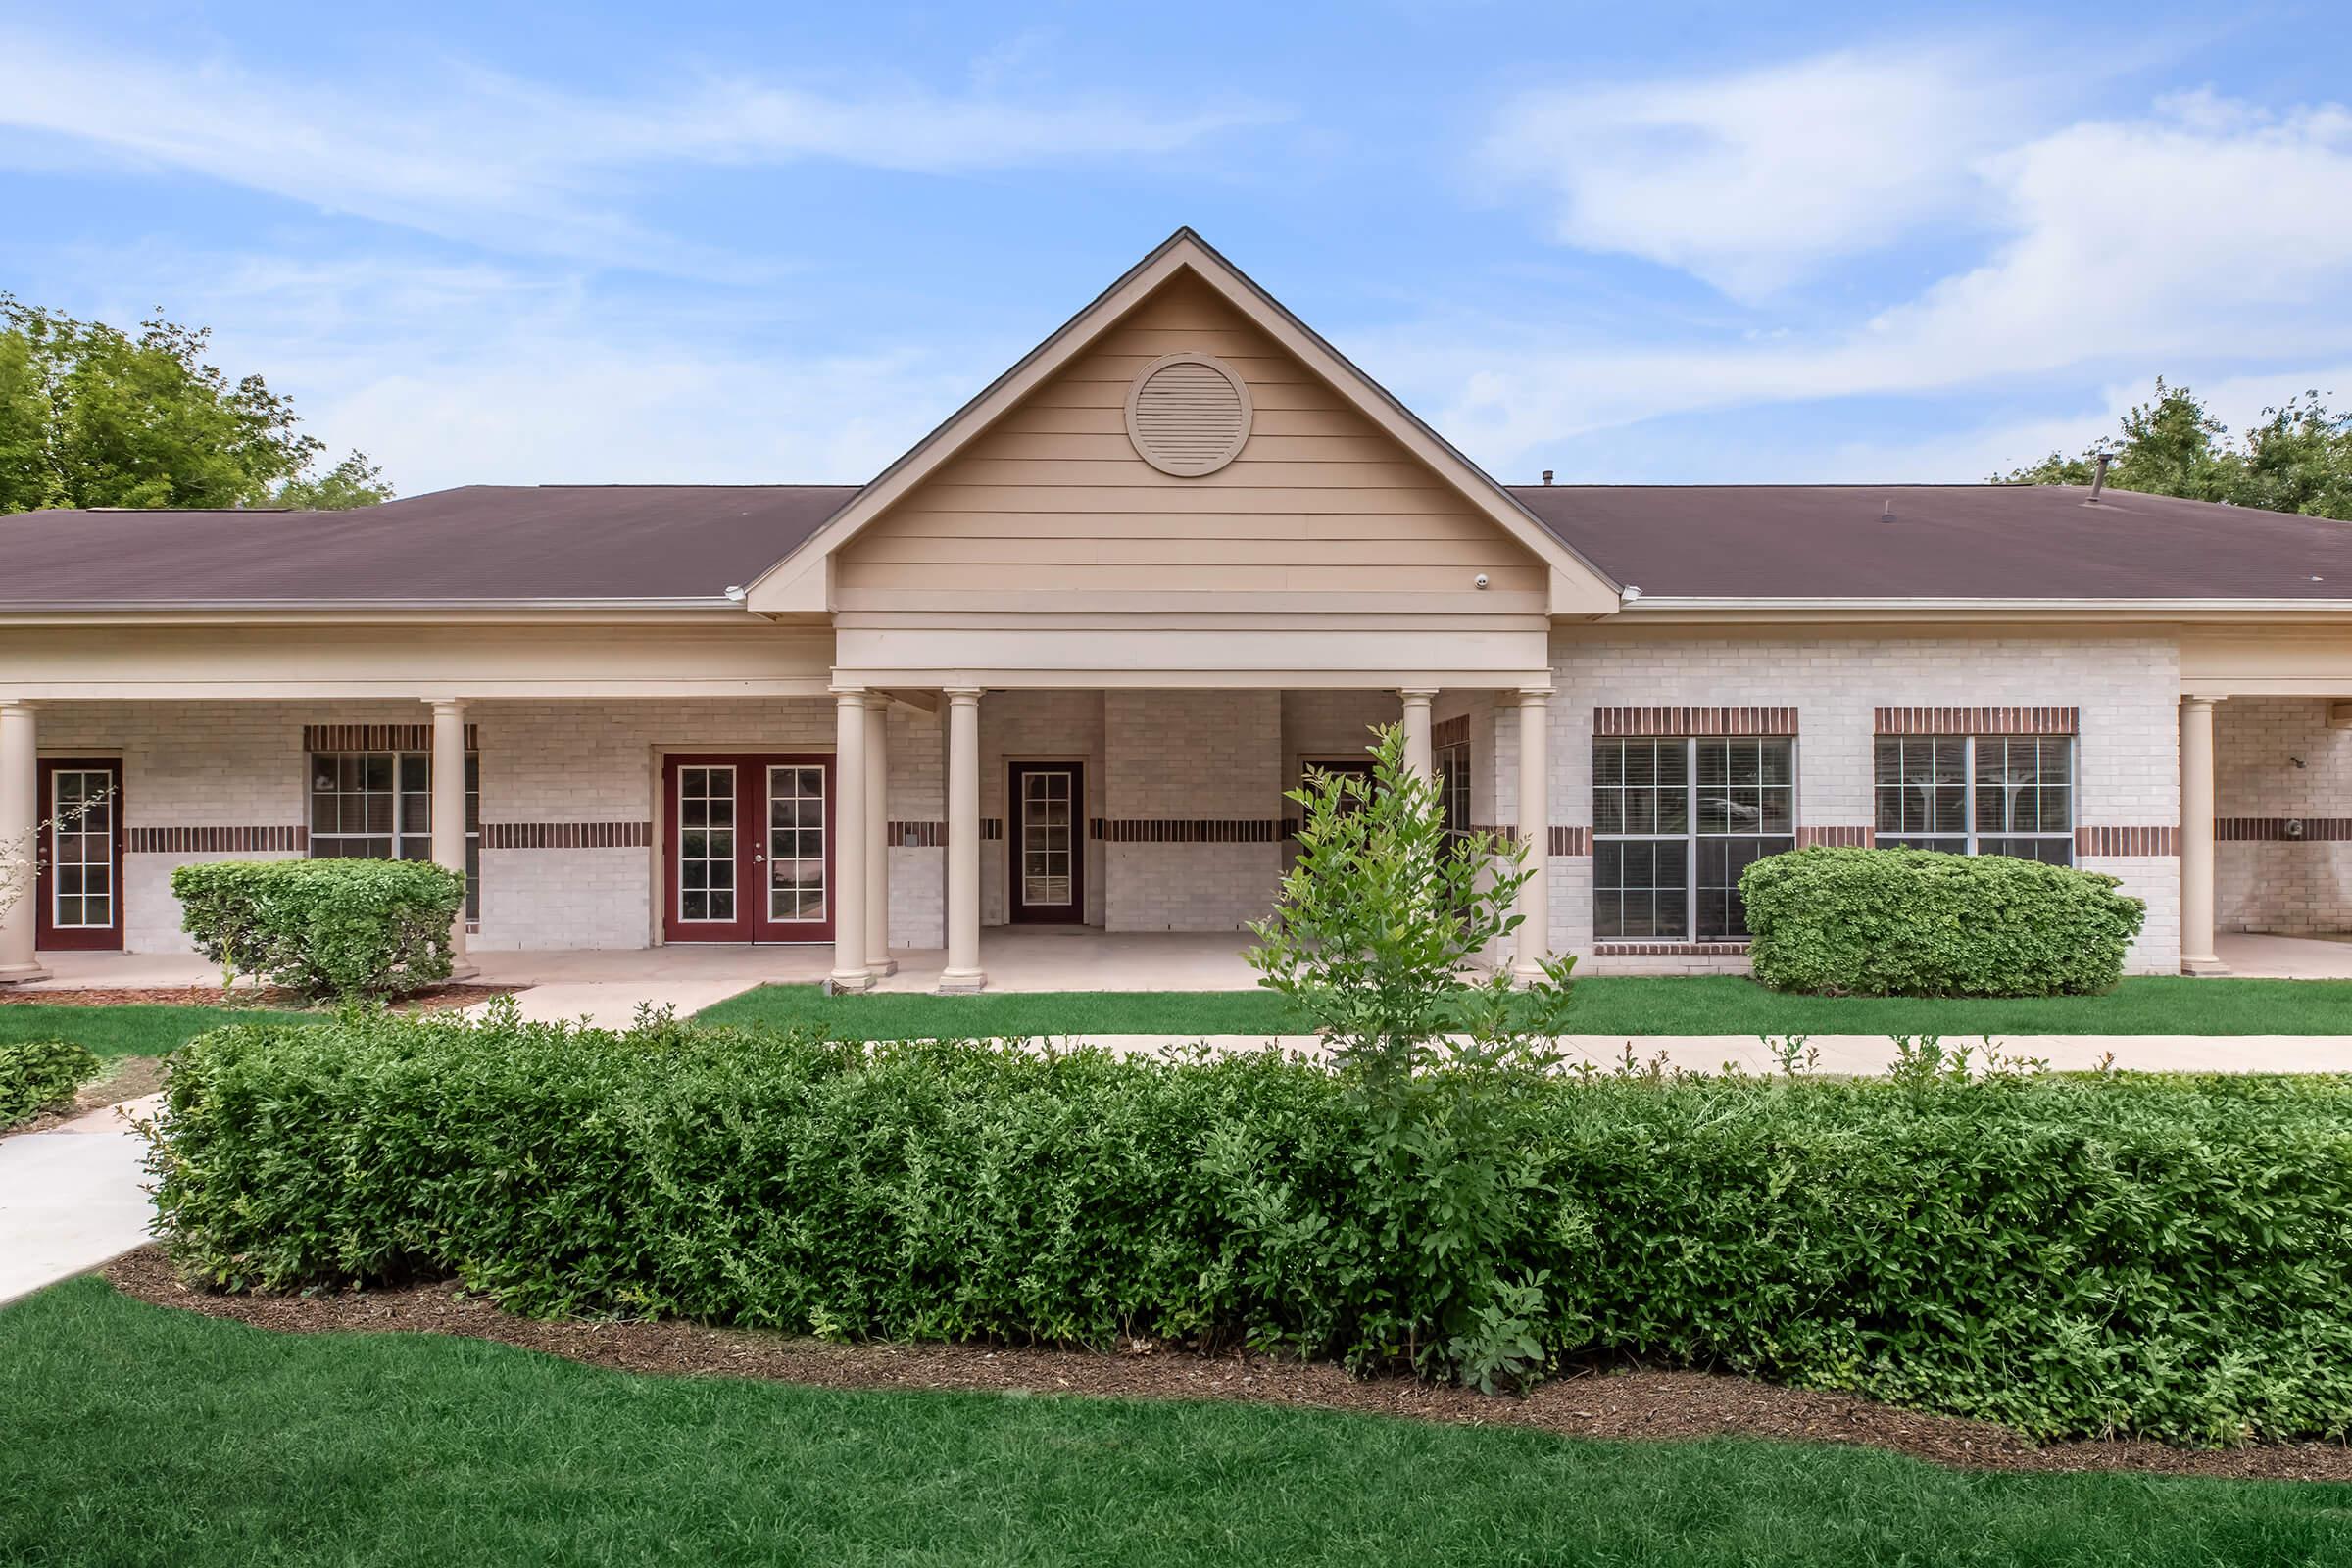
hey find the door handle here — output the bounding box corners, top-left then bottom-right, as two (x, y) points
(754, 852), (766, 863)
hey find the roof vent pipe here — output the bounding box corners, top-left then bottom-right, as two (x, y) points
(2089, 451), (2113, 502)
(1542, 469), (1554, 485)
(1882, 500), (1894, 523)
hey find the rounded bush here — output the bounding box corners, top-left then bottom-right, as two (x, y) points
(0, 1038), (100, 1125)
(1740, 846), (2146, 997)
(172, 858), (466, 996)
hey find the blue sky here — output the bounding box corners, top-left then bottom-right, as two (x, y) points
(4, 2), (2350, 496)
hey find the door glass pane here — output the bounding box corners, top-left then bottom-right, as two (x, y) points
(768, 764), (825, 922)
(1021, 769), (1074, 906)
(679, 766), (736, 921)
(49, 769), (114, 928)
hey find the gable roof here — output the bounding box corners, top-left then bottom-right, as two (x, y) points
(1513, 484), (2352, 605)
(742, 227), (1624, 615)
(0, 485), (851, 610)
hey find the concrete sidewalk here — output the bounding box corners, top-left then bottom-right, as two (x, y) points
(0, 1095), (159, 1308)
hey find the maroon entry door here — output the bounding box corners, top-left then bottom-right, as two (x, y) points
(35, 758), (123, 951)
(1008, 761), (1083, 923)
(662, 754), (835, 943)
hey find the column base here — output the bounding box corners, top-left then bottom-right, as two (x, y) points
(824, 970), (877, 995)
(936, 968), (988, 995)
(0, 960), (52, 986)
(445, 962), (480, 982)
(2180, 956), (2232, 976)
(867, 956), (900, 978)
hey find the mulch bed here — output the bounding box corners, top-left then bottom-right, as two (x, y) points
(0, 983), (517, 1011)
(100, 1247), (2352, 1482)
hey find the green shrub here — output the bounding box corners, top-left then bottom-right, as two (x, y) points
(151, 1004), (2352, 1446)
(1741, 846), (2146, 996)
(0, 1038), (100, 1125)
(1250, 724), (1573, 1389)
(172, 859), (466, 997)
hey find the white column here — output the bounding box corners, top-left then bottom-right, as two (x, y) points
(428, 699), (475, 981)
(2180, 696), (2225, 974)
(0, 701), (47, 983)
(1398, 689), (1437, 781)
(940, 687), (986, 994)
(1512, 688), (1551, 983)
(829, 689), (873, 991)
(864, 693), (895, 976)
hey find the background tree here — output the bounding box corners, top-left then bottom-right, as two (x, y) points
(0, 296), (392, 514)
(1995, 378), (2352, 520)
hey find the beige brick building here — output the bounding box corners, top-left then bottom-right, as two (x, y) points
(5, 231), (2349, 988)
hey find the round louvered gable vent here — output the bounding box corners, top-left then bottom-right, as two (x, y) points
(1124, 353), (1253, 477)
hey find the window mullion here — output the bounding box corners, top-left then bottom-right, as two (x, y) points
(1685, 738), (1699, 943)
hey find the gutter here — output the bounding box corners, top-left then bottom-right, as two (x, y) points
(1622, 596), (2352, 613)
(0, 596), (745, 613)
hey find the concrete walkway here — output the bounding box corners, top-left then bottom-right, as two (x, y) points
(0, 1095), (160, 1308)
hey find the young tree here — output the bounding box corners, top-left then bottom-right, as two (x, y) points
(0, 296), (392, 514)
(1249, 724), (1575, 1391)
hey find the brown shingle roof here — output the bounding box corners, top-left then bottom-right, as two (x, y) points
(3, 479), (2348, 609)
(0, 484), (855, 607)
(1509, 484), (2352, 601)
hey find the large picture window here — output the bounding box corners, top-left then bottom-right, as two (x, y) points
(308, 751), (481, 919)
(1593, 736), (1794, 941)
(1874, 735), (2073, 865)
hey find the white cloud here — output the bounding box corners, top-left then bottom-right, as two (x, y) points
(0, 25), (1279, 270)
(1482, 41), (2047, 299)
(1416, 87), (2352, 472)
(67, 247), (1007, 494)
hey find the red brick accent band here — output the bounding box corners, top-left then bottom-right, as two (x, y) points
(2076, 825), (2180, 857)
(981, 818), (1004, 841)
(1100, 819), (1291, 844)
(1550, 825), (1592, 857)
(1796, 826), (1875, 848)
(2216, 817), (2352, 842)
(126, 825), (307, 854)
(481, 821), (650, 850)
(1432, 714), (1470, 750)
(888, 820), (946, 847)
(1594, 706), (1797, 737)
(1595, 941), (1751, 956)
(1874, 707), (2078, 736)
(304, 723), (481, 752)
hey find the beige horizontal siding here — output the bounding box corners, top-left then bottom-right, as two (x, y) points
(841, 273), (1541, 612)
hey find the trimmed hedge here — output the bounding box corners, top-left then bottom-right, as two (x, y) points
(1741, 846), (2146, 997)
(172, 858), (465, 997)
(151, 1006), (2352, 1446)
(0, 1037), (100, 1125)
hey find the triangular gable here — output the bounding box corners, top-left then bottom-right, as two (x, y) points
(744, 229), (1622, 616)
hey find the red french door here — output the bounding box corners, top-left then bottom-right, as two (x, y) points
(35, 758), (123, 951)
(1008, 761), (1083, 923)
(662, 754), (835, 943)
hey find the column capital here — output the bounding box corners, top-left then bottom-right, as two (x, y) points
(944, 686), (986, 703)
(1515, 686), (1553, 705)
(830, 685), (869, 703)
(1396, 688), (1439, 702)
(2180, 694), (2222, 711)
(0, 698), (38, 713)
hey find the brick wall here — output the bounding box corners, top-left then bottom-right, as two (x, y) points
(980, 690), (1104, 926)
(1537, 632), (2182, 974)
(1104, 690), (1282, 931)
(36, 696), (883, 954)
(2215, 697), (2352, 933)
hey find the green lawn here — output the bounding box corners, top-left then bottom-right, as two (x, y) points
(4, 1279), (2345, 1567)
(700, 974), (2352, 1038)
(0, 1002), (301, 1060)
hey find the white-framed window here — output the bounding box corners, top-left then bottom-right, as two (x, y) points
(307, 751), (481, 919)
(1436, 738), (1471, 841)
(1874, 735), (2074, 865)
(1593, 736), (1795, 941)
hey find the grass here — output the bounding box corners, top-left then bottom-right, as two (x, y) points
(0, 1002), (302, 1061)
(699, 974), (2352, 1039)
(5, 1279), (2346, 1567)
